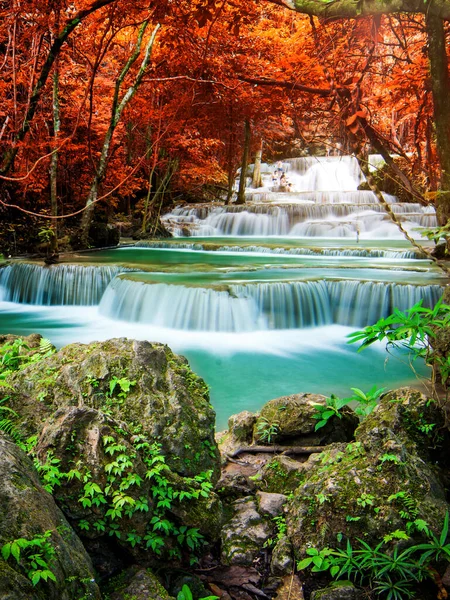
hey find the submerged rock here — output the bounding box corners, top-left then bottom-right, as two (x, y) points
(287, 387), (449, 557)
(0, 434), (100, 600)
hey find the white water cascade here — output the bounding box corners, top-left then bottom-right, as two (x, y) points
(99, 276), (443, 331)
(0, 264), (135, 305)
(162, 156), (437, 239)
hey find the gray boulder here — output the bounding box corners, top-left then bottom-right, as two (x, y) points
(287, 387), (449, 558)
(221, 497), (273, 566)
(0, 434), (100, 600)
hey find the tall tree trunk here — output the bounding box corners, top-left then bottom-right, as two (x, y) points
(49, 70), (60, 254)
(252, 139), (263, 188)
(236, 119), (251, 205)
(425, 12), (450, 227)
(80, 22), (160, 247)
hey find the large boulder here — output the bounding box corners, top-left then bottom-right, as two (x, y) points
(287, 387), (449, 557)
(7, 338), (220, 479)
(0, 434), (100, 600)
(4, 339), (223, 573)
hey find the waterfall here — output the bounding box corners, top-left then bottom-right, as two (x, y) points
(99, 276), (443, 331)
(161, 154), (437, 238)
(162, 202), (436, 238)
(0, 263), (135, 305)
(99, 277), (264, 332)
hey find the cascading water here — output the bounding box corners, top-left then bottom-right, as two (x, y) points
(99, 276), (442, 331)
(161, 156), (437, 238)
(0, 155), (446, 428)
(0, 263), (135, 305)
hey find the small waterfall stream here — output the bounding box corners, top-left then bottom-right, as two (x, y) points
(0, 264), (135, 305)
(98, 276), (442, 331)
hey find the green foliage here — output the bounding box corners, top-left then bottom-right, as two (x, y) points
(176, 584), (218, 600)
(312, 394), (348, 431)
(312, 386), (385, 430)
(347, 298), (450, 386)
(108, 376), (136, 401)
(0, 337), (56, 446)
(256, 417), (280, 443)
(297, 511), (450, 599)
(1, 530), (57, 586)
(33, 433), (213, 563)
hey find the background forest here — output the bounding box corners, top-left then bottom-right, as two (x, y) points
(1, 0), (449, 253)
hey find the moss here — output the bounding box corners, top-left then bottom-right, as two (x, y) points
(255, 457), (305, 494)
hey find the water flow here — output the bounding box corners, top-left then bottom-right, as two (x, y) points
(0, 264), (134, 305)
(99, 277), (442, 331)
(162, 156), (436, 238)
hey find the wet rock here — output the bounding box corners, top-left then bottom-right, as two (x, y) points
(254, 394), (358, 446)
(216, 471), (257, 501)
(218, 411), (257, 456)
(287, 387), (449, 558)
(0, 434), (100, 600)
(253, 455), (306, 494)
(221, 497), (273, 566)
(270, 536), (294, 576)
(256, 491), (286, 517)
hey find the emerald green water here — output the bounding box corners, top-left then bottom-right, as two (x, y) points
(0, 240), (441, 429)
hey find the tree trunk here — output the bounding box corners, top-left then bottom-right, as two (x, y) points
(79, 22), (160, 247)
(252, 139), (263, 188)
(236, 119), (251, 205)
(49, 69), (60, 254)
(425, 12), (450, 227)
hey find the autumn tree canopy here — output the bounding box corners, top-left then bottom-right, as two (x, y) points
(0, 0), (448, 251)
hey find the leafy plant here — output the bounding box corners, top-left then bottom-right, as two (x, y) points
(312, 394), (349, 430)
(297, 511), (450, 599)
(346, 385), (386, 417)
(313, 385), (385, 431)
(256, 417), (280, 443)
(176, 584), (218, 600)
(347, 298), (450, 388)
(1, 530), (57, 586)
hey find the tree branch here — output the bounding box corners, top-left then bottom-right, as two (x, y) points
(267, 0), (450, 20)
(239, 76), (352, 97)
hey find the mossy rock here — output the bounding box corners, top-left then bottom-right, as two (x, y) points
(106, 566), (175, 600)
(286, 388), (449, 559)
(6, 338), (220, 481)
(253, 456), (306, 494)
(254, 394), (358, 446)
(0, 434), (100, 600)
(311, 581), (364, 600)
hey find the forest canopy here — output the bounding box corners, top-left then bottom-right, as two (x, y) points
(0, 0), (449, 250)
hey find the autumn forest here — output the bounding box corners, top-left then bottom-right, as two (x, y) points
(1, 0), (449, 254)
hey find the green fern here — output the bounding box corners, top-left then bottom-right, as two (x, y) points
(39, 338), (55, 355)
